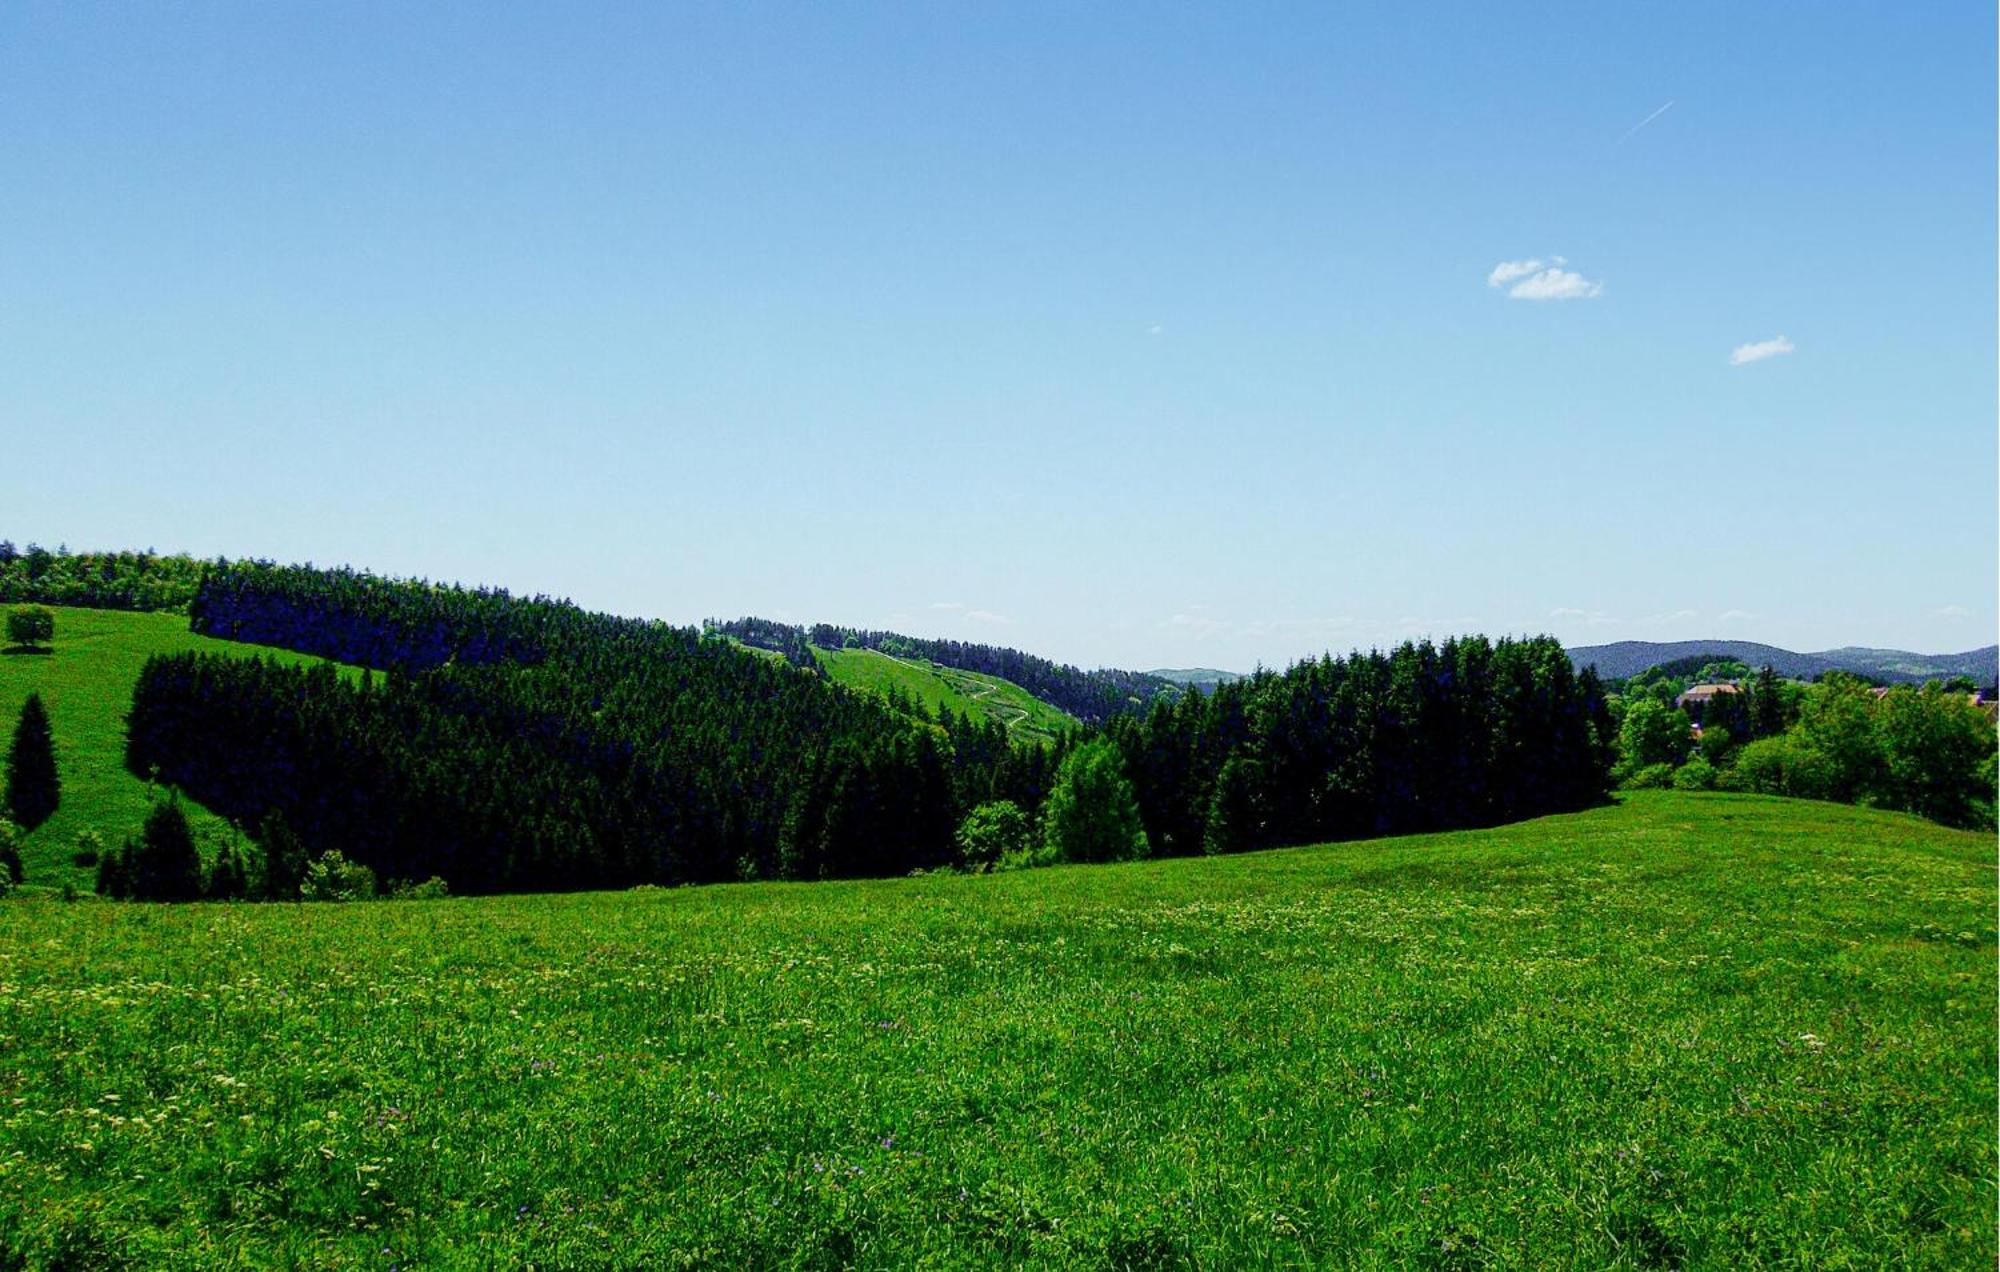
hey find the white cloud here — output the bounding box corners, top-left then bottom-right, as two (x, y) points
(1487, 258), (1546, 288)
(1508, 267), (1603, 301)
(1935, 604), (1970, 618)
(1548, 606), (1698, 627)
(1161, 612), (1227, 636)
(1550, 607), (1621, 626)
(1393, 615), (1476, 635)
(1718, 609), (1755, 623)
(965, 609), (1012, 625)
(1238, 616), (1359, 639)
(1147, 323), (1164, 336)
(1729, 335), (1795, 365)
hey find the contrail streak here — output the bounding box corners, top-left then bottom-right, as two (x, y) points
(1616, 99), (1676, 147)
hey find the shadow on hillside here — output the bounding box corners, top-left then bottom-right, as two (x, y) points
(2, 645), (54, 656)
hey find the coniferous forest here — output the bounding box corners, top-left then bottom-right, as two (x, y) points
(100, 560), (1619, 896)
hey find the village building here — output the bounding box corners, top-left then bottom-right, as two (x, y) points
(1674, 682), (1740, 725)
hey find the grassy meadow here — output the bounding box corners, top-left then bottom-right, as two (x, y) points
(813, 646), (1077, 745)
(0, 792), (1991, 1267)
(0, 608), (346, 893)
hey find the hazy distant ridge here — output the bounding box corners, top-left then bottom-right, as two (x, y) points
(1565, 639), (1998, 684)
(1146, 668), (1244, 690)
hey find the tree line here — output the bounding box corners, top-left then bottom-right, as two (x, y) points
(0, 543), (208, 613)
(1102, 635), (1613, 856)
(1609, 664), (1996, 829)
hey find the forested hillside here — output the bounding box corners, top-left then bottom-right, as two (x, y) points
(712, 616), (1177, 722)
(2, 554), (1617, 900)
(1106, 636), (1613, 855)
(139, 562), (1053, 892)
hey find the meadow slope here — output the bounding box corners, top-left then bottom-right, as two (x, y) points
(0, 792), (1991, 1267)
(814, 645), (1076, 745)
(0, 607), (350, 891)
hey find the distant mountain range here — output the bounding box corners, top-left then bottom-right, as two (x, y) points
(1155, 642), (1999, 693)
(1146, 668), (1244, 690)
(1564, 640), (1999, 685)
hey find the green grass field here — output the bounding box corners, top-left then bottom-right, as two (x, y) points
(814, 646), (1077, 745)
(0, 792), (1990, 1267)
(0, 607), (343, 893)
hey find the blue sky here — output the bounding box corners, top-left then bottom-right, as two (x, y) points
(3, 3), (1992, 671)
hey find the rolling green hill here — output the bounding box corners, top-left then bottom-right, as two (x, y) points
(813, 645), (1077, 745)
(0, 607), (350, 891)
(0, 792), (1990, 1265)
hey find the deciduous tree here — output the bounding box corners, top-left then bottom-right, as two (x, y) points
(1043, 739), (1149, 864)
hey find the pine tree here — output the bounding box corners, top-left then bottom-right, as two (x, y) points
(207, 843), (248, 900)
(1748, 665), (1789, 739)
(255, 811), (309, 900)
(5, 692), (60, 830)
(130, 798), (202, 902)
(95, 840), (132, 898)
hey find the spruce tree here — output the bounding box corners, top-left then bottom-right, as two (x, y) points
(207, 843), (248, 900)
(255, 811), (310, 900)
(5, 692), (60, 830)
(130, 798), (202, 902)
(95, 840), (132, 898)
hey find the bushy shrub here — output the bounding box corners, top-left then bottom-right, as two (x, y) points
(300, 850), (376, 902)
(1727, 736), (1838, 801)
(388, 876), (450, 900)
(955, 800), (1032, 872)
(994, 839), (1059, 873)
(1672, 757), (1718, 791)
(71, 828), (104, 868)
(1619, 763), (1677, 791)
(5, 605), (54, 649)
(1616, 699), (1693, 777)
(0, 818), (22, 886)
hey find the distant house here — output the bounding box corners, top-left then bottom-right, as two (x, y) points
(1675, 682), (1740, 724)
(1869, 684), (2000, 721)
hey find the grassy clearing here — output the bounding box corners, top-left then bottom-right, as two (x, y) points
(814, 646), (1076, 745)
(0, 607), (344, 893)
(0, 792), (1990, 1266)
